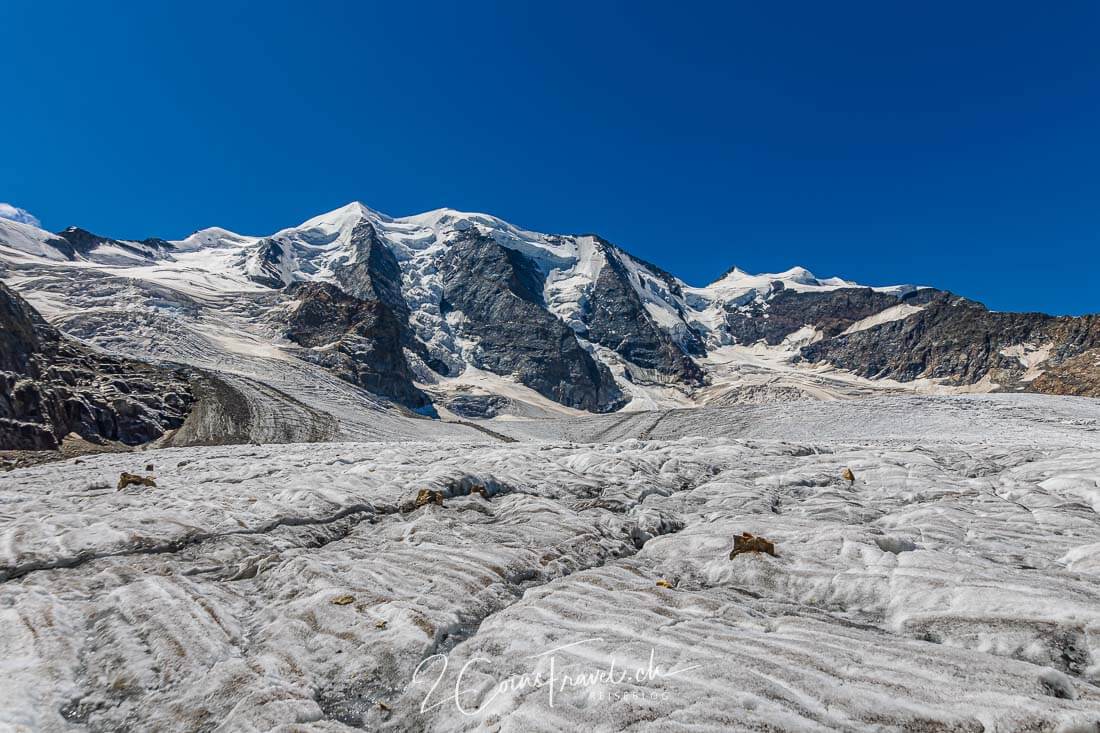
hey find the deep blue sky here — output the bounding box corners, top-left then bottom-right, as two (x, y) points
(3, 2), (1098, 314)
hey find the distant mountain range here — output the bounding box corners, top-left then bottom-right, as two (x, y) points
(1, 202), (1097, 448)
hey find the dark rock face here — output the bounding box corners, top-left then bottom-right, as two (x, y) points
(281, 282), (430, 409)
(709, 284), (1100, 395)
(612, 248), (707, 355)
(800, 292), (1100, 389)
(253, 222), (456, 379)
(0, 283), (194, 450)
(333, 221), (410, 319)
(247, 238), (288, 289)
(583, 241), (705, 385)
(723, 286), (933, 346)
(440, 233), (624, 412)
(331, 221), (459, 374)
(0, 281), (44, 374)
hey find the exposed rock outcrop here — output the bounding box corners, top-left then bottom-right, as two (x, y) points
(246, 238), (289, 289)
(1029, 349), (1100, 396)
(333, 220), (410, 319)
(584, 239), (706, 385)
(281, 282), (430, 409)
(722, 286), (936, 346)
(800, 292), (1100, 390)
(0, 282), (194, 450)
(440, 232), (624, 412)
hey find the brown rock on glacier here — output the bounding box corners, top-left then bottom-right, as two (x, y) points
(117, 472), (157, 490)
(730, 532), (777, 559)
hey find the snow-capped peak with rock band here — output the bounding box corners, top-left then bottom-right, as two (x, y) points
(1, 202), (1098, 422)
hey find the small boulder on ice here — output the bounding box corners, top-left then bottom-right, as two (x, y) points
(730, 532), (777, 559)
(117, 472), (156, 490)
(413, 488), (445, 508)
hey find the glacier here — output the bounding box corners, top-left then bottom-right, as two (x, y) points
(2, 395), (1099, 731)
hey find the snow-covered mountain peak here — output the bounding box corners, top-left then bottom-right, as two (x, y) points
(390, 207), (564, 260)
(3, 197), (1094, 420)
(775, 265), (818, 284)
(172, 226), (257, 253)
(0, 200), (946, 410)
(291, 201), (388, 234)
(399, 207), (495, 230)
(168, 203), (383, 258)
(704, 264), (839, 291)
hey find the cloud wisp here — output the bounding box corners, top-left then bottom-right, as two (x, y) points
(0, 203), (41, 228)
